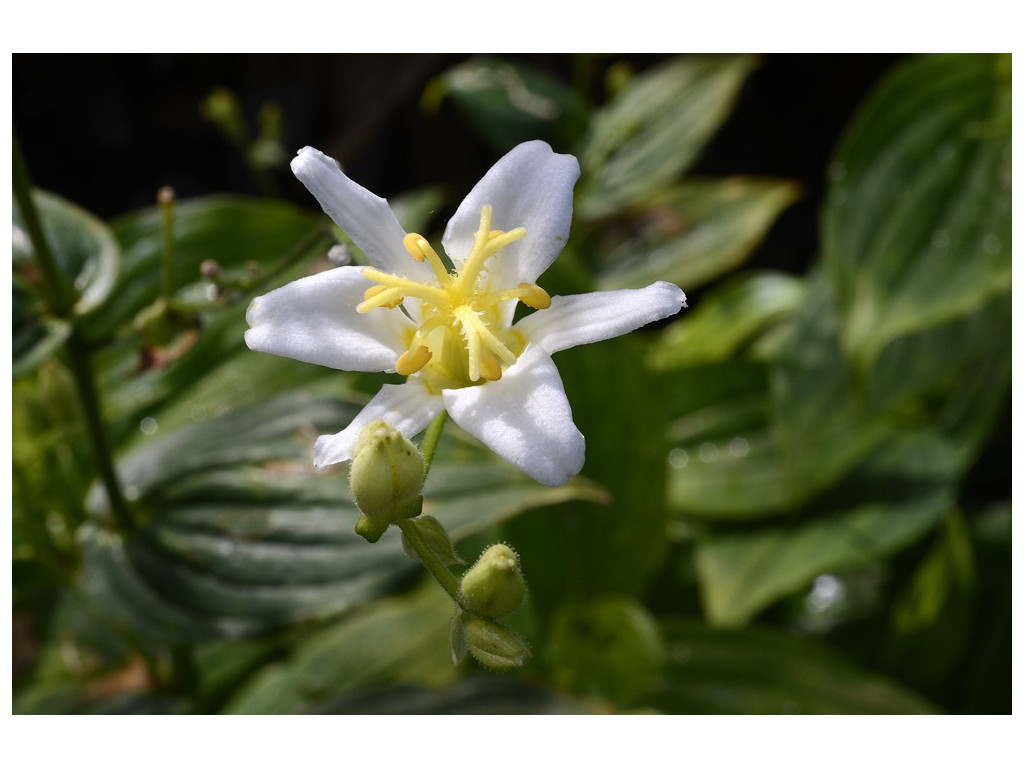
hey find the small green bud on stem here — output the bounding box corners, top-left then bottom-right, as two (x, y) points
(349, 420), (425, 542)
(459, 543), (527, 618)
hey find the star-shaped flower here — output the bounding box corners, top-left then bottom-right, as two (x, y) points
(246, 141), (686, 486)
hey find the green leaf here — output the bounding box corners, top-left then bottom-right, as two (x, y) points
(770, 273), (892, 501)
(13, 189), (121, 316)
(594, 178), (800, 290)
(502, 337), (666, 614)
(648, 270), (805, 370)
(647, 619), (938, 713)
(79, 393), (599, 644)
(661, 361), (791, 520)
(223, 582), (456, 714)
(312, 677), (592, 714)
(546, 596), (666, 706)
(578, 55), (759, 219)
(823, 54), (1011, 372)
(424, 56), (588, 153)
(694, 431), (959, 627)
(401, 515), (465, 567)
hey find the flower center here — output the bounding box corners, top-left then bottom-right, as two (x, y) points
(356, 205), (550, 391)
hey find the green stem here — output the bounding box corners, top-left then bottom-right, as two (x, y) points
(395, 411), (457, 601)
(158, 187), (176, 302)
(65, 329), (135, 531)
(396, 518), (460, 602)
(12, 134), (74, 316)
(13, 136), (134, 531)
(420, 410), (448, 476)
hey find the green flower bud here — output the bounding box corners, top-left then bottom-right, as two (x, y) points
(459, 543), (527, 618)
(464, 616), (530, 671)
(349, 421), (425, 538)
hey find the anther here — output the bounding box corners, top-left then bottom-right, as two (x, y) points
(396, 345), (433, 376)
(518, 283), (551, 309)
(358, 285), (405, 312)
(403, 232), (427, 261)
(479, 357), (503, 381)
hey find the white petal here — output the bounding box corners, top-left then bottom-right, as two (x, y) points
(442, 346), (584, 486)
(313, 381), (443, 467)
(514, 281), (687, 355)
(442, 140), (580, 287)
(291, 146), (431, 280)
(245, 266), (415, 372)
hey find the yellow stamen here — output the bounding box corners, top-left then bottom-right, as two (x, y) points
(452, 205), (527, 296)
(479, 357), (503, 382)
(396, 345), (433, 375)
(361, 267), (448, 306)
(358, 285), (405, 312)
(356, 205), (547, 389)
(403, 232), (450, 286)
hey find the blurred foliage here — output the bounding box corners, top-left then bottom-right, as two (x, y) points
(12, 54), (1010, 714)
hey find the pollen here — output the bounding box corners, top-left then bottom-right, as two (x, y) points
(359, 205), (549, 390)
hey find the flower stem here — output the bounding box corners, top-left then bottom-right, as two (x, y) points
(13, 135), (134, 531)
(396, 517), (460, 602)
(395, 411), (458, 601)
(158, 187), (176, 302)
(420, 410), (448, 476)
(12, 134), (74, 317)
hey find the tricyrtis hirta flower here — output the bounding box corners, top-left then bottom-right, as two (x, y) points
(246, 141), (686, 486)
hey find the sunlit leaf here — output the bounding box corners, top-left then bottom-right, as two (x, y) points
(648, 271), (805, 370)
(578, 55), (759, 219)
(594, 178), (799, 290)
(823, 54), (1011, 372)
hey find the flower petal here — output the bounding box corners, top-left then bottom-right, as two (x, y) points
(442, 140), (580, 287)
(313, 381), (443, 467)
(442, 346), (584, 486)
(291, 146), (431, 280)
(245, 266), (415, 372)
(514, 281), (687, 355)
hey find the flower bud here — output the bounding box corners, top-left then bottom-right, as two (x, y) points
(349, 421), (424, 538)
(459, 543), (526, 618)
(464, 616), (530, 671)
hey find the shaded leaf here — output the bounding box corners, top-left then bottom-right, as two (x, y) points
(312, 676), (592, 714)
(12, 277), (70, 378)
(13, 189), (121, 315)
(694, 432), (959, 626)
(424, 56), (588, 153)
(648, 619), (938, 713)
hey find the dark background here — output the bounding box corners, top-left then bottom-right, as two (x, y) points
(13, 53), (905, 277)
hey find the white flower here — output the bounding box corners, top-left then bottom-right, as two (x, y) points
(246, 141), (686, 486)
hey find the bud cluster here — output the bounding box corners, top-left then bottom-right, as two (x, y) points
(454, 543), (531, 670)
